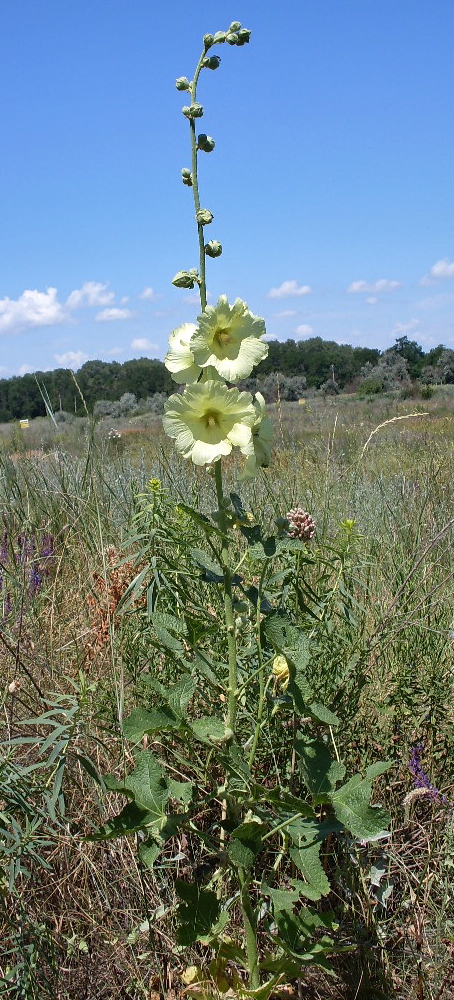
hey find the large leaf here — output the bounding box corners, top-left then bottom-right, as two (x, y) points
(123, 751), (169, 825)
(87, 800), (153, 840)
(123, 707), (180, 741)
(228, 820), (263, 870)
(296, 736), (346, 800)
(261, 881), (301, 915)
(190, 548), (224, 583)
(330, 765), (391, 840)
(175, 881), (221, 945)
(288, 842), (330, 899)
(274, 907), (335, 959)
(150, 612), (185, 653)
(167, 675), (196, 719)
(191, 716), (231, 744)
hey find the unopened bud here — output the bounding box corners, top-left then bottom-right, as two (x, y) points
(213, 31), (226, 43)
(197, 133), (216, 152)
(175, 76), (190, 91)
(237, 28), (251, 45)
(182, 103), (204, 119)
(202, 55), (221, 70)
(229, 21), (242, 32)
(181, 167), (193, 186)
(196, 208), (213, 226)
(203, 33), (215, 48)
(172, 269), (199, 289)
(226, 32), (239, 45)
(205, 240), (222, 258)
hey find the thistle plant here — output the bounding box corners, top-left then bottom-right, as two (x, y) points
(92, 23), (392, 995)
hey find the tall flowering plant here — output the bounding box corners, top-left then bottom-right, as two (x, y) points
(92, 23), (391, 995)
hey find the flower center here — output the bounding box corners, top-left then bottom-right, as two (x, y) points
(213, 326), (231, 348)
(204, 409), (220, 428)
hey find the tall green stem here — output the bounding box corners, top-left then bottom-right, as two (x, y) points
(239, 870), (260, 990)
(214, 460), (237, 731)
(188, 52), (208, 311)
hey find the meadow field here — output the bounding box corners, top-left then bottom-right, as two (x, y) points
(1, 387), (453, 1000)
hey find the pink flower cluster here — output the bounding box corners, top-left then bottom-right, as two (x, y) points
(286, 507), (316, 542)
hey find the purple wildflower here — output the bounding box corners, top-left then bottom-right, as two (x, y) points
(408, 743), (447, 803)
(29, 563), (43, 596)
(40, 534), (54, 560)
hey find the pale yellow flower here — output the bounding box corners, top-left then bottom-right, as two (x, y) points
(164, 323), (201, 383)
(239, 392), (273, 479)
(190, 295), (268, 381)
(163, 380), (255, 466)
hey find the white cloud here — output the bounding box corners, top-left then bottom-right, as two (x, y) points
(421, 258), (454, 285)
(54, 350), (88, 369)
(347, 278), (401, 293)
(0, 287), (69, 335)
(263, 333), (278, 341)
(95, 308), (133, 322)
(267, 280), (312, 299)
(105, 346), (123, 357)
(131, 337), (159, 352)
(392, 318), (420, 336)
(366, 297), (378, 305)
(274, 309), (298, 318)
(0, 365), (8, 375)
(18, 363), (33, 375)
(295, 324), (314, 338)
(66, 281), (115, 310)
(140, 286), (161, 301)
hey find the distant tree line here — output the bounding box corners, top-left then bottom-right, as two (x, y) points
(0, 358), (172, 422)
(0, 337), (452, 423)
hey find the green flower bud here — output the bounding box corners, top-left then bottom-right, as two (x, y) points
(203, 33), (215, 48)
(226, 32), (239, 45)
(202, 54), (221, 70)
(213, 30), (226, 43)
(175, 76), (190, 91)
(205, 240), (222, 257)
(172, 269), (199, 289)
(196, 208), (213, 225)
(181, 167), (193, 186)
(237, 28), (251, 45)
(197, 133), (216, 152)
(228, 21), (242, 32)
(182, 103), (204, 119)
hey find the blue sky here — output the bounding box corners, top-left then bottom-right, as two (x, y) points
(1, 0), (454, 377)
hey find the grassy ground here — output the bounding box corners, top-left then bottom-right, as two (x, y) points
(0, 387), (453, 999)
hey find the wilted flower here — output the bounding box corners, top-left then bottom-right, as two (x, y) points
(239, 392), (273, 479)
(286, 508), (316, 542)
(163, 380), (255, 466)
(190, 295), (268, 382)
(164, 323), (201, 384)
(272, 654), (289, 691)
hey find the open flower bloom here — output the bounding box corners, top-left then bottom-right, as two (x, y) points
(239, 391), (273, 479)
(190, 295), (268, 382)
(164, 323), (201, 383)
(163, 380), (255, 466)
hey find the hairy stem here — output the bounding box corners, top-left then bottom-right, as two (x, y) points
(214, 460), (238, 731)
(239, 870), (260, 990)
(188, 52), (208, 311)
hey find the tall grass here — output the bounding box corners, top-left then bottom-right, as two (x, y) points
(0, 391), (453, 999)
